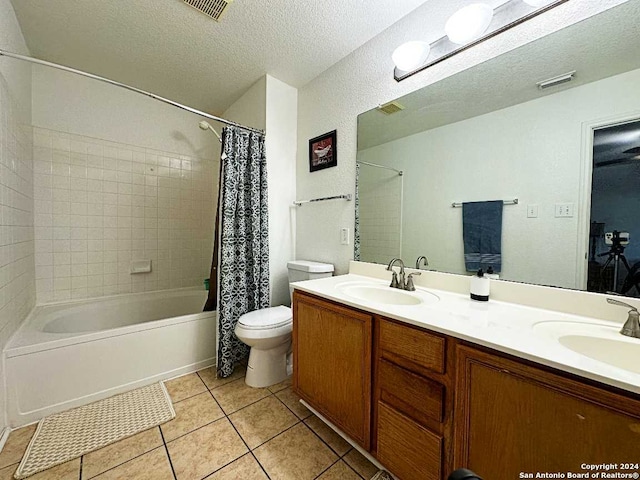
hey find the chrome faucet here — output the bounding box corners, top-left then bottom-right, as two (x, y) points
(607, 298), (640, 339)
(405, 272), (421, 291)
(416, 256), (429, 269)
(386, 258), (406, 289)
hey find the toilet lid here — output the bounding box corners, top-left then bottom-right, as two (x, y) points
(238, 306), (292, 330)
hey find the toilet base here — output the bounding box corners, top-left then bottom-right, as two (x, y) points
(245, 340), (291, 388)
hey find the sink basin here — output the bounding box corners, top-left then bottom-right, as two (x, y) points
(336, 283), (439, 306)
(534, 321), (640, 374)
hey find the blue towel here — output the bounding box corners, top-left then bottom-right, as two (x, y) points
(462, 200), (503, 272)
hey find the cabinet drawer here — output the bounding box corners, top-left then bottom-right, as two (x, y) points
(378, 359), (444, 425)
(377, 401), (442, 480)
(379, 319), (446, 375)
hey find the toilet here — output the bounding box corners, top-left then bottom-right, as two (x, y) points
(234, 260), (334, 388)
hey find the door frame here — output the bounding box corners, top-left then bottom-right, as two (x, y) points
(577, 110), (640, 290)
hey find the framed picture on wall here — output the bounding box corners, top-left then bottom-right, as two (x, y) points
(309, 130), (337, 172)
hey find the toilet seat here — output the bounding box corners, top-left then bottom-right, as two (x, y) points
(237, 306), (292, 330)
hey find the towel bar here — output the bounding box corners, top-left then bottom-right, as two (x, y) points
(452, 198), (518, 208)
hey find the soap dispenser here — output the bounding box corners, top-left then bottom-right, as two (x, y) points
(470, 269), (490, 302)
(485, 266), (500, 280)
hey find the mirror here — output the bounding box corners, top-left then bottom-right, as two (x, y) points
(356, 1), (640, 297)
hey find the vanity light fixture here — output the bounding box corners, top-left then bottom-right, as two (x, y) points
(392, 41), (431, 72)
(444, 3), (494, 45)
(536, 70), (576, 90)
(392, 0), (569, 82)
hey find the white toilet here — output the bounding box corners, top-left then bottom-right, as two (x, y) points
(234, 260), (334, 388)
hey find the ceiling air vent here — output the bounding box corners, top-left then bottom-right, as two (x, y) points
(183, 0), (233, 21)
(377, 101), (405, 115)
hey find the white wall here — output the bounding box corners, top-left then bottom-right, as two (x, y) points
(223, 75), (297, 306)
(358, 68), (640, 289)
(31, 66), (218, 302)
(0, 0), (34, 434)
(296, 0), (629, 275)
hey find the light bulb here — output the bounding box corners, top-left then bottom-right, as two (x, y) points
(444, 3), (494, 45)
(392, 41), (431, 72)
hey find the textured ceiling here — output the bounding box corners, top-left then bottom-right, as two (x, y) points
(358, 0), (640, 150)
(9, 0), (429, 114)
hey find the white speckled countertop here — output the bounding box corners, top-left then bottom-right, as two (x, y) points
(292, 273), (640, 395)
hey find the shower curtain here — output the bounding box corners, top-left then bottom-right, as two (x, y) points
(206, 126), (270, 378)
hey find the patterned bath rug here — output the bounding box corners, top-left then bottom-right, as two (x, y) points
(14, 382), (175, 479)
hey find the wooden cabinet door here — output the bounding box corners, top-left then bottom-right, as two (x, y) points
(455, 345), (640, 480)
(293, 291), (373, 449)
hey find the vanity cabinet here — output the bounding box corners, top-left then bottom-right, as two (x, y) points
(373, 318), (457, 480)
(292, 291), (373, 449)
(454, 345), (640, 480)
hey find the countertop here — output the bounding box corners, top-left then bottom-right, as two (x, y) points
(292, 273), (640, 395)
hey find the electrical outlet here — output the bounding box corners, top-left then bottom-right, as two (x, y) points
(555, 203), (574, 218)
(340, 228), (350, 245)
(527, 205), (538, 218)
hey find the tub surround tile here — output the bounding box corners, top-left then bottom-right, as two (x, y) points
(81, 427), (162, 479)
(164, 373), (207, 403)
(160, 392), (224, 442)
(211, 379), (270, 415)
(197, 365), (246, 390)
(0, 424), (37, 469)
(343, 449), (379, 480)
(304, 415), (352, 457)
(276, 388), (313, 420)
(229, 396), (299, 449)
(253, 423), (338, 480)
(167, 418), (248, 480)
(90, 447), (173, 480)
(317, 460), (364, 480)
(207, 453), (268, 479)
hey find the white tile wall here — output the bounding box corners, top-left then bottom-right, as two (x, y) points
(0, 78), (35, 345)
(358, 166), (402, 265)
(33, 127), (217, 303)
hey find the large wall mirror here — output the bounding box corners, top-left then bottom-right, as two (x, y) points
(356, 0), (640, 298)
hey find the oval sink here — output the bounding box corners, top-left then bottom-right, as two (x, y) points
(534, 321), (640, 374)
(337, 283), (439, 306)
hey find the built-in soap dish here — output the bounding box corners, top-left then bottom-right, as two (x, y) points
(130, 260), (152, 274)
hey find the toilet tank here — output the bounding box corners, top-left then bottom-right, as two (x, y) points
(287, 260), (334, 301)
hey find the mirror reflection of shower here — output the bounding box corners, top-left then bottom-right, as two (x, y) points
(356, 161), (404, 264)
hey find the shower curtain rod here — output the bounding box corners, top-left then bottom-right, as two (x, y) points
(357, 160), (403, 176)
(0, 49), (264, 135)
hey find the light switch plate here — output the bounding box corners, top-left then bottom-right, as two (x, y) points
(340, 228), (350, 245)
(527, 205), (538, 218)
(555, 203), (574, 218)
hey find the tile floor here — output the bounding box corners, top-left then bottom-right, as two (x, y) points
(0, 367), (380, 480)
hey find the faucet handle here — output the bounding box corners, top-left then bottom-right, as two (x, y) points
(390, 271), (400, 289)
(405, 272), (422, 291)
(606, 298), (638, 312)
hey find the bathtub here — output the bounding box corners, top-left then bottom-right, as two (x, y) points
(5, 288), (217, 427)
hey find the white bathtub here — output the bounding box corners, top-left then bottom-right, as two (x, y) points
(5, 288), (217, 427)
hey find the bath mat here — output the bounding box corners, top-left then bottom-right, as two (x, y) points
(14, 382), (175, 479)
(371, 471), (394, 480)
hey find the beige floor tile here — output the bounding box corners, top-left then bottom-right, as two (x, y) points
(0, 424), (36, 469)
(229, 396), (298, 449)
(275, 388), (312, 419)
(81, 427), (162, 479)
(198, 365), (246, 390)
(164, 372), (207, 402)
(208, 453), (268, 479)
(160, 391), (224, 442)
(167, 418), (248, 480)
(343, 449), (378, 480)
(211, 378), (270, 414)
(253, 423), (337, 480)
(267, 376), (292, 394)
(317, 460), (363, 480)
(0, 464), (15, 480)
(304, 415), (351, 456)
(29, 458), (81, 480)
(91, 447), (173, 480)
